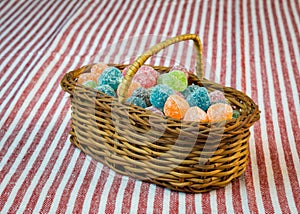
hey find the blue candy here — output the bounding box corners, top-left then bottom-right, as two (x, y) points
(150, 84), (174, 109)
(186, 87), (210, 111)
(126, 96), (147, 108)
(98, 67), (122, 90)
(95, 84), (116, 97)
(182, 84), (201, 98)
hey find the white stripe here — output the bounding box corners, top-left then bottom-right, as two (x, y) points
(0, 53), (63, 161)
(47, 150), (82, 213)
(31, 136), (75, 213)
(145, 184), (156, 214)
(65, 157), (93, 214)
(194, 192), (202, 214)
(264, 1), (299, 211)
(0, 1), (42, 38)
(214, 0), (225, 84)
(244, 0), (265, 212)
(81, 162), (104, 211)
(0, 0), (76, 96)
(203, 0), (217, 80)
(234, 0), (242, 90)
(253, 0), (281, 211)
(1, 1), (61, 57)
(0, 96), (71, 211)
(239, 175), (251, 213)
(97, 170), (116, 213)
(0, 1), (26, 29)
(14, 109), (71, 213)
(162, 189), (171, 214)
(281, 1), (300, 75)
(274, 1), (300, 126)
(225, 183), (233, 213)
(178, 192), (186, 214)
(199, 0), (209, 40)
(210, 190), (218, 213)
(128, 180), (141, 213)
(112, 176), (131, 213)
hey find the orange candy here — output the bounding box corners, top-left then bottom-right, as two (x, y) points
(207, 103), (233, 122)
(117, 80), (141, 97)
(183, 106), (208, 122)
(77, 73), (98, 84)
(164, 94), (189, 119)
(91, 62), (108, 77)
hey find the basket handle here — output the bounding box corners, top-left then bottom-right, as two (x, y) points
(118, 34), (204, 102)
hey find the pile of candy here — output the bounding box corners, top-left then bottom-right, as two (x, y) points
(77, 63), (240, 122)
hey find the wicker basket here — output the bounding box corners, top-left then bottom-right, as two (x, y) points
(60, 34), (260, 193)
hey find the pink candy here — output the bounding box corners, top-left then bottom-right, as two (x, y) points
(123, 65), (159, 88)
(183, 106), (208, 122)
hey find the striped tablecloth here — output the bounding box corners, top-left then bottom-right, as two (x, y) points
(1, 0), (299, 213)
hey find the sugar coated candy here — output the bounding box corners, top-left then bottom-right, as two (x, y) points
(78, 73), (97, 84)
(157, 70), (188, 92)
(91, 62), (108, 77)
(117, 80), (141, 97)
(132, 65), (159, 88)
(126, 96), (147, 108)
(207, 103), (233, 122)
(163, 94), (190, 119)
(209, 90), (227, 104)
(95, 84), (116, 97)
(131, 87), (151, 106)
(150, 84), (174, 109)
(182, 84), (200, 98)
(186, 87), (210, 111)
(170, 65), (190, 79)
(146, 106), (164, 116)
(98, 67), (122, 90)
(82, 80), (97, 88)
(183, 106), (208, 122)
(232, 109), (241, 119)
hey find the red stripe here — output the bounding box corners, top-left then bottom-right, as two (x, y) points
(231, 180), (244, 214)
(55, 153), (87, 213)
(247, 0), (274, 212)
(6, 91), (70, 213)
(23, 122), (71, 211)
(88, 166), (110, 214)
(0, 0), (79, 103)
(1, 1), (55, 51)
(153, 187), (164, 214)
(169, 191), (179, 213)
(185, 193), (196, 214)
(38, 145), (76, 213)
(137, 183), (150, 213)
(201, 192), (211, 213)
(121, 178), (136, 213)
(217, 188), (226, 214)
(240, 0), (246, 92)
(104, 175), (123, 213)
(284, 0), (300, 51)
(0, 1), (35, 34)
(228, 0), (236, 88)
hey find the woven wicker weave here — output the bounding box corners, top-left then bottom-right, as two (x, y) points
(60, 34), (260, 193)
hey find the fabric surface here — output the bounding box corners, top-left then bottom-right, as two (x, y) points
(0, 0), (299, 213)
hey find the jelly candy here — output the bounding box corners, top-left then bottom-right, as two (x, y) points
(186, 87), (210, 111)
(95, 84), (116, 97)
(209, 90), (227, 104)
(78, 73), (97, 84)
(207, 103), (233, 122)
(131, 87), (151, 106)
(183, 106), (208, 122)
(126, 96), (147, 108)
(133, 65), (159, 88)
(82, 80), (97, 88)
(117, 80), (141, 97)
(98, 67), (122, 90)
(157, 70), (187, 92)
(146, 106), (164, 116)
(150, 84), (174, 109)
(163, 94), (189, 119)
(170, 65), (189, 74)
(91, 62), (108, 77)
(232, 109), (241, 119)
(182, 84), (200, 98)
